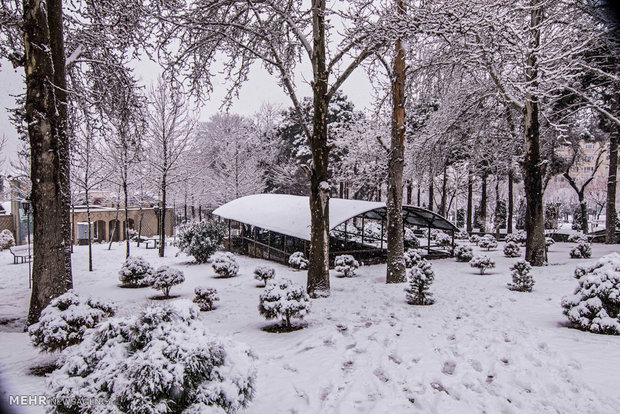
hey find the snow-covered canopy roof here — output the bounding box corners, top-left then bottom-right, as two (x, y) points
(213, 194), (458, 241)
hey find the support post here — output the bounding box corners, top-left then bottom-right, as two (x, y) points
(268, 231), (271, 260)
(228, 220), (231, 250)
(427, 224), (431, 255)
(361, 217), (365, 245)
(451, 229), (455, 257)
(380, 219), (384, 249)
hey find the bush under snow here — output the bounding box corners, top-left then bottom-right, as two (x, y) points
(507, 260), (534, 292)
(46, 302), (256, 413)
(193, 287), (219, 311)
(29, 290), (115, 352)
(118, 256), (154, 288)
(455, 245), (473, 262)
(404, 248), (423, 268)
(503, 241), (521, 258)
(469, 234), (481, 245)
(334, 255), (360, 277)
(405, 260), (435, 305)
(254, 265), (276, 286)
(561, 253), (620, 335)
(570, 242), (592, 259)
(288, 251), (309, 270)
(0, 229), (15, 250)
(259, 279), (310, 329)
(470, 255), (496, 275)
(151, 266), (185, 298)
(176, 220), (226, 263)
(404, 228), (420, 248)
(212, 252), (240, 277)
(478, 235), (498, 250)
(505, 230), (527, 245)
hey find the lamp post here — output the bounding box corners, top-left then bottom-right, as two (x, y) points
(22, 200), (32, 288)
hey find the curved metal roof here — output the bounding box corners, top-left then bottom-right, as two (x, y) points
(213, 194), (458, 241)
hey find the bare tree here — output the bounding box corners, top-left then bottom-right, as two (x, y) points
(145, 77), (195, 257)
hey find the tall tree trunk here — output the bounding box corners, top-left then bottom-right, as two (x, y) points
(578, 194), (589, 233)
(159, 173), (167, 257)
(607, 125), (618, 243)
(428, 176), (434, 211)
(26, 0), (73, 325)
(417, 184), (421, 207)
(480, 174), (487, 233)
(523, 0), (546, 266)
(507, 170), (514, 234)
(406, 181), (412, 205)
(466, 174), (473, 232)
(123, 180), (130, 258)
(440, 165), (447, 217)
(386, 0), (407, 284)
(494, 178), (501, 239)
(86, 189), (93, 271)
(306, 0), (330, 297)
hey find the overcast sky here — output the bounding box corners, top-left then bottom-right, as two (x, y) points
(0, 56), (375, 173)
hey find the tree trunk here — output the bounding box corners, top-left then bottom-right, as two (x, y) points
(440, 165), (447, 217)
(417, 184), (421, 207)
(86, 189), (93, 271)
(507, 170), (514, 234)
(306, 0), (330, 297)
(494, 178), (501, 239)
(578, 194), (589, 233)
(523, 0), (546, 266)
(123, 180), (130, 258)
(606, 126), (618, 243)
(428, 176), (434, 211)
(159, 174), (167, 257)
(406, 181), (412, 205)
(466, 174), (473, 232)
(25, 0), (73, 325)
(386, 0), (407, 285)
(480, 174), (487, 233)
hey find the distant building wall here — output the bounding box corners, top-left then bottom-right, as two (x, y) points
(70, 207), (174, 244)
(0, 215), (15, 238)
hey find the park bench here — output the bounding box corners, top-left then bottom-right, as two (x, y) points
(9, 245), (32, 264)
(145, 238), (160, 249)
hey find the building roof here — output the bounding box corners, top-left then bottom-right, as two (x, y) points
(212, 194), (458, 241)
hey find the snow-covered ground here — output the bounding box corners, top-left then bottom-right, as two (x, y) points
(1, 240), (619, 413)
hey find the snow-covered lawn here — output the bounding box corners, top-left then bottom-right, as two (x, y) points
(1, 241), (619, 413)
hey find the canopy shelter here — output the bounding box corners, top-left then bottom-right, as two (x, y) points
(213, 194), (458, 264)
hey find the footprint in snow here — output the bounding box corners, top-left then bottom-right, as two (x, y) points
(442, 360), (457, 375)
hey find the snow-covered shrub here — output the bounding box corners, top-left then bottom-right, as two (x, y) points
(455, 229), (469, 240)
(254, 265), (275, 286)
(404, 228), (420, 247)
(360, 221), (382, 240)
(507, 260), (534, 292)
(0, 229), (15, 250)
(545, 237), (555, 248)
(455, 245), (473, 262)
(288, 251), (309, 270)
(212, 252), (239, 277)
(561, 253), (620, 335)
(405, 260), (435, 305)
(505, 230), (527, 245)
(176, 220), (226, 263)
(127, 228), (138, 241)
(118, 256), (154, 288)
(435, 232), (452, 247)
(469, 234), (481, 245)
(478, 234), (498, 250)
(46, 302), (256, 413)
(570, 242), (592, 259)
(193, 287), (219, 311)
(334, 255), (360, 277)
(29, 290), (115, 352)
(259, 279), (310, 329)
(503, 241), (521, 258)
(470, 255), (496, 275)
(151, 266), (185, 298)
(404, 248), (423, 268)
(568, 233), (589, 243)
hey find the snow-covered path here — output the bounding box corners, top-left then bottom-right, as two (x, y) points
(0, 241), (619, 413)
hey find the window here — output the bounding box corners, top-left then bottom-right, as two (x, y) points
(585, 143), (595, 149)
(572, 167), (579, 173)
(584, 156), (593, 162)
(583, 166), (594, 173)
